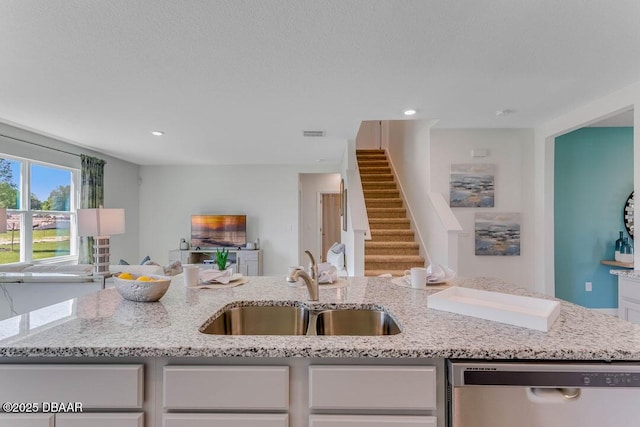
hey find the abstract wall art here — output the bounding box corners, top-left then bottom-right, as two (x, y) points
(450, 163), (495, 207)
(475, 212), (521, 256)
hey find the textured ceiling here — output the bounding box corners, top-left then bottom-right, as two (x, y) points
(1, 1), (639, 165)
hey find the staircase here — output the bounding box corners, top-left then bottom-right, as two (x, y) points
(357, 149), (425, 276)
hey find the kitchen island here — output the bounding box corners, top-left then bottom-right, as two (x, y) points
(0, 276), (639, 427)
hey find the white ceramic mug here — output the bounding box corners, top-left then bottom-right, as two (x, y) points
(183, 265), (200, 287)
(403, 267), (427, 289)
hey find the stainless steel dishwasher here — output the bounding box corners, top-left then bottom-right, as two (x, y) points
(448, 361), (640, 426)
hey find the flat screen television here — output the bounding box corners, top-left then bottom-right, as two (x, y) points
(191, 215), (247, 248)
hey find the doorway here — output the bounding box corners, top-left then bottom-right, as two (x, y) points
(319, 193), (341, 262)
(299, 173), (341, 266)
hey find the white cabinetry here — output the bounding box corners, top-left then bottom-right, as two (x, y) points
(163, 365), (288, 425)
(309, 366), (436, 411)
(618, 276), (640, 324)
(0, 365), (144, 426)
(309, 415), (437, 427)
(0, 414), (54, 427)
(169, 249), (263, 276)
(308, 365), (438, 426)
(163, 414), (288, 427)
(55, 413), (144, 427)
(238, 250), (261, 276)
(163, 366), (288, 410)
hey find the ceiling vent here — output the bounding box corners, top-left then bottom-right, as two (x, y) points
(303, 130), (325, 137)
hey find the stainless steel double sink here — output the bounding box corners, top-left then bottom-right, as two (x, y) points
(199, 303), (401, 336)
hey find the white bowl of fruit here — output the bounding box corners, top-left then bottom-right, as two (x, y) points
(113, 272), (171, 302)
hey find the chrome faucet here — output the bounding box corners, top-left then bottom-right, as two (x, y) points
(286, 250), (319, 301)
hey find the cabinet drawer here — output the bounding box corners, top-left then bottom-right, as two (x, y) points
(238, 251), (259, 261)
(163, 366), (288, 410)
(619, 278), (640, 302)
(309, 415), (437, 427)
(56, 413), (144, 427)
(0, 414), (54, 427)
(163, 414), (288, 427)
(309, 366), (436, 410)
(0, 365), (143, 409)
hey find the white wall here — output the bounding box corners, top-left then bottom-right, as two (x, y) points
(386, 121), (535, 288)
(138, 164), (338, 276)
(385, 119), (433, 266)
(356, 121), (381, 150)
(299, 173), (341, 265)
(0, 122), (141, 264)
(430, 129), (535, 288)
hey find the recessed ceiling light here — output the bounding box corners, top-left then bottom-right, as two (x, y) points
(151, 130), (165, 136)
(403, 109), (417, 116)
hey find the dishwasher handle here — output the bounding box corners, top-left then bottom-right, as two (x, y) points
(527, 387), (581, 403)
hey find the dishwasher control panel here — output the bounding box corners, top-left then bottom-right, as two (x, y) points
(450, 362), (640, 388)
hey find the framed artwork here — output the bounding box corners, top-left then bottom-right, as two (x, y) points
(342, 188), (348, 231)
(339, 179), (344, 216)
(475, 212), (521, 256)
(450, 163), (495, 207)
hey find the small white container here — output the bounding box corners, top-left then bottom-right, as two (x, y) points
(428, 287), (561, 332)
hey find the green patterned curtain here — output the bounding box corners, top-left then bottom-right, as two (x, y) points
(79, 155), (106, 264)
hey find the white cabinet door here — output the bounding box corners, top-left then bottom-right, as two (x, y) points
(620, 298), (640, 324)
(0, 365), (143, 409)
(309, 366), (436, 410)
(309, 415), (437, 427)
(237, 251), (261, 276)
(163, 413), (288, 427)
(619, 277), (640, 324)
(56, 413), (144, 427)
(0, 414), (54, 427)
(163, 366), (288, 410)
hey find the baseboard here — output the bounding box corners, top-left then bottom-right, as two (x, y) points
(591, 308), (618, 316)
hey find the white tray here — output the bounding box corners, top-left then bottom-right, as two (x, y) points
(427, 287), (561, 331)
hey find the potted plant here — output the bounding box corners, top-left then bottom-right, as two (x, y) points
(215, 248), (229, 271)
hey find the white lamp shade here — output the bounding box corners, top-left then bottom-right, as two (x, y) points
(0, 208), (6, 233)
(77, 208), (125, 237)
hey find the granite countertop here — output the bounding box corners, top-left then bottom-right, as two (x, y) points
(611, 269), (640, 278)
(0, 275), (639, 360)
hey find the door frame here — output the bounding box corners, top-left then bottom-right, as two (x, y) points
(317, 191), (341, 262)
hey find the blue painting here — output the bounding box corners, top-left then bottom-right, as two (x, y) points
(450, 164), (495, 207)
(475, 212), (521, 256)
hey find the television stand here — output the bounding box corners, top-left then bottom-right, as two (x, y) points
(168, 248), (263, 276)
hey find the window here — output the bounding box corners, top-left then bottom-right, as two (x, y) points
(0, 155), (79, 264)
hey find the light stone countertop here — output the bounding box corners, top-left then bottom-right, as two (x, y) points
(0, 275), (639, 360)
(611, 269), (640, 279)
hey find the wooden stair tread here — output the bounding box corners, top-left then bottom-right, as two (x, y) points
(370, 229), (414, 234)
(365, 254), (424, 262)
(366, 241), (419, 248)
(364, 270), (409, 277)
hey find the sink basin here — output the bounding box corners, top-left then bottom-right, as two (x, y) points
(200, 305), (310, 335)
(314, 308), (401, 336)
(200, 303), (401, 336)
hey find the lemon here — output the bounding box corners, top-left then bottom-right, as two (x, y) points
(136, 276), (152, 282)
(118, 272), (133, 280)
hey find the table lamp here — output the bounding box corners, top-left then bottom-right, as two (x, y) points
(78, 208), (125, 274)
